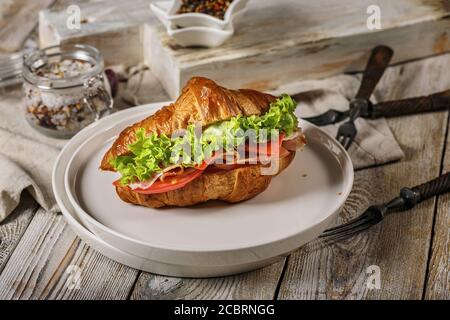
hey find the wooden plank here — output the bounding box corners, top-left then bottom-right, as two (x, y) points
(145, 0), (450, 98)
(130, 259), (286, 300)
(43, 240), (139, 300)
(425, 122), (450, 300)
(0, 208), (139, 299)
(0, 208), (73, 299)
(0, 0), (53, 53)
(0, 192), (38, 273)
(277, 53), (450, 300)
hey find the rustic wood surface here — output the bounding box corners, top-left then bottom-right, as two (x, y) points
(279, 55), (450, 299)
(145, 0), (450, 99)
(0, 0), (449, 300)
(0, 53), (449, 300)
(37, 0), (450, 99)
(425, 119), (450, 300)
(130, 259), (286, 300)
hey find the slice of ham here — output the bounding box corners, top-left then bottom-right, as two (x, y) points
(121, 132), (302, 189)
(282, 130), (306, 151)
(128, 172), (163, 190)
(213, 163), (244, 170)
(279, 146), (291, 158)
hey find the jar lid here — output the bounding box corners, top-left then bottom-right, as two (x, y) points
(22, 44), (104, 90)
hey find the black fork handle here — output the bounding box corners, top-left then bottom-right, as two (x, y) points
(369, 90), (450, 118)
(355, 45), (394, 100)
(399, 172), (450, 209)
(413, 172), (450, 201)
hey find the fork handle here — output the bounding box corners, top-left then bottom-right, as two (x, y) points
(399, 172), (450, 209)
(355, 45), (394, 100)
(369, 90), (450, 118)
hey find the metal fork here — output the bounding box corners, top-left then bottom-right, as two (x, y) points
(336, 45), (394, 149)
(0, 52), (23, 87)
(335, 99), (367, 149)
(304, 89), (450, 126)
(319, 171), (450, 243)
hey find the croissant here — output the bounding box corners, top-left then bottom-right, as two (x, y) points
(100, 77), (275, 171)
(115, 152), (295, 208)
(101, 77), (305, 208)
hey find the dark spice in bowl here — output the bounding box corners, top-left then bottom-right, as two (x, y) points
(177, 0), (233, 19)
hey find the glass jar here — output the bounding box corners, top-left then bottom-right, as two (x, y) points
(22, 44), (114, 139)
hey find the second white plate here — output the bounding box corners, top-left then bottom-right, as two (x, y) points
(63, 103), (353, 269)
(53, 108), (282, 277)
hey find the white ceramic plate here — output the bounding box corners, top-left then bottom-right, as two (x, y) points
(61, 103), (353, 271)
(53, 110), (280, 277)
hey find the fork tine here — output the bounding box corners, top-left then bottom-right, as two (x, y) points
(0, 69), (22, 81)
(321, 222), (373, 243)
(0, 51), (22, 60)
(304, 115), (333, 126)
(0, 64), (22, 74)
(0, 58), (22, 65)
(321, 215), (364, 233)
(344, 136), (353, 150)
(0, 60), (22, 70)
(311, 109), (350, 126)
(303, 109), (340, 126)
(336, 134), (346, 147)
(320, 215), (371, 237)
(0, 66), (22, 76)
(0, 75), (22, 87)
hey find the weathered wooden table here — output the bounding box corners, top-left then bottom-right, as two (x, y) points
(0, 0), (449, 300)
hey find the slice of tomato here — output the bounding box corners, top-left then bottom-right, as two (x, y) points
(133, 168), (204, 194)
(194, 151), (223, 170)
(113, 151), (222, 189)
(112, 169), (202, 194)
(246, 133), (285, 156)
(113, 136), (288, 193)
(125, 152), (223, 194)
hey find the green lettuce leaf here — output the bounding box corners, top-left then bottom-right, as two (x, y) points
(111, 94), (299, 184)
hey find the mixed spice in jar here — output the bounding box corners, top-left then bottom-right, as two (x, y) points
(177, 0), (233, 19)
(22, 44), (113, 139)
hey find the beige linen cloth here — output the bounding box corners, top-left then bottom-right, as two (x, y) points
(0, 70), (404, 222)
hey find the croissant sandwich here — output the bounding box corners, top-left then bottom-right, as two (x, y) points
(100, 77), (306, 208)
